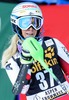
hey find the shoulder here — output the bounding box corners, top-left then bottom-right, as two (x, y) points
(5, 52), (20, 70)
(43, 36), (64, 45)
(42, 36), (55, 46)
(43, 36), (55, 42)
(53, 38), (65, 47)
(7, 52), (20, 63)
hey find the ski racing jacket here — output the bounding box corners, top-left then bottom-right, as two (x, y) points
(5, 37), (69, 100)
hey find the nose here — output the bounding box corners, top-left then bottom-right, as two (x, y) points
(28, 26), (35, 30)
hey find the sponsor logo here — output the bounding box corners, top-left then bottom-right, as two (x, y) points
(22, 5), (37, 8)
(31, 47), (58, 73)
(6, 63), (13, 70)
(45, 39), (54, 47)
(62, 47), (69, 57)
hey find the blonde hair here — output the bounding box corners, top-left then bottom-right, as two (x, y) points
(1, 34), (19, 68)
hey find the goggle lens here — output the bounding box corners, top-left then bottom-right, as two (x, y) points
(17, 16), (43, 30)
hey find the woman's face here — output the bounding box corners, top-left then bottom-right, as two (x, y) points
(21, 27), (37, 38)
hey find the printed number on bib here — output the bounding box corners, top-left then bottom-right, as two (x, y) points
(35, 68), (55, 90)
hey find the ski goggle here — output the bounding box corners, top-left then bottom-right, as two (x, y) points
(16, 16), (43, 30)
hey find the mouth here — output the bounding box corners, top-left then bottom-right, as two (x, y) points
(26, 33), (34, 36)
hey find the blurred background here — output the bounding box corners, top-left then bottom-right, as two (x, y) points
(0, 0), (69, 100)
(1, 0), (69, 4)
